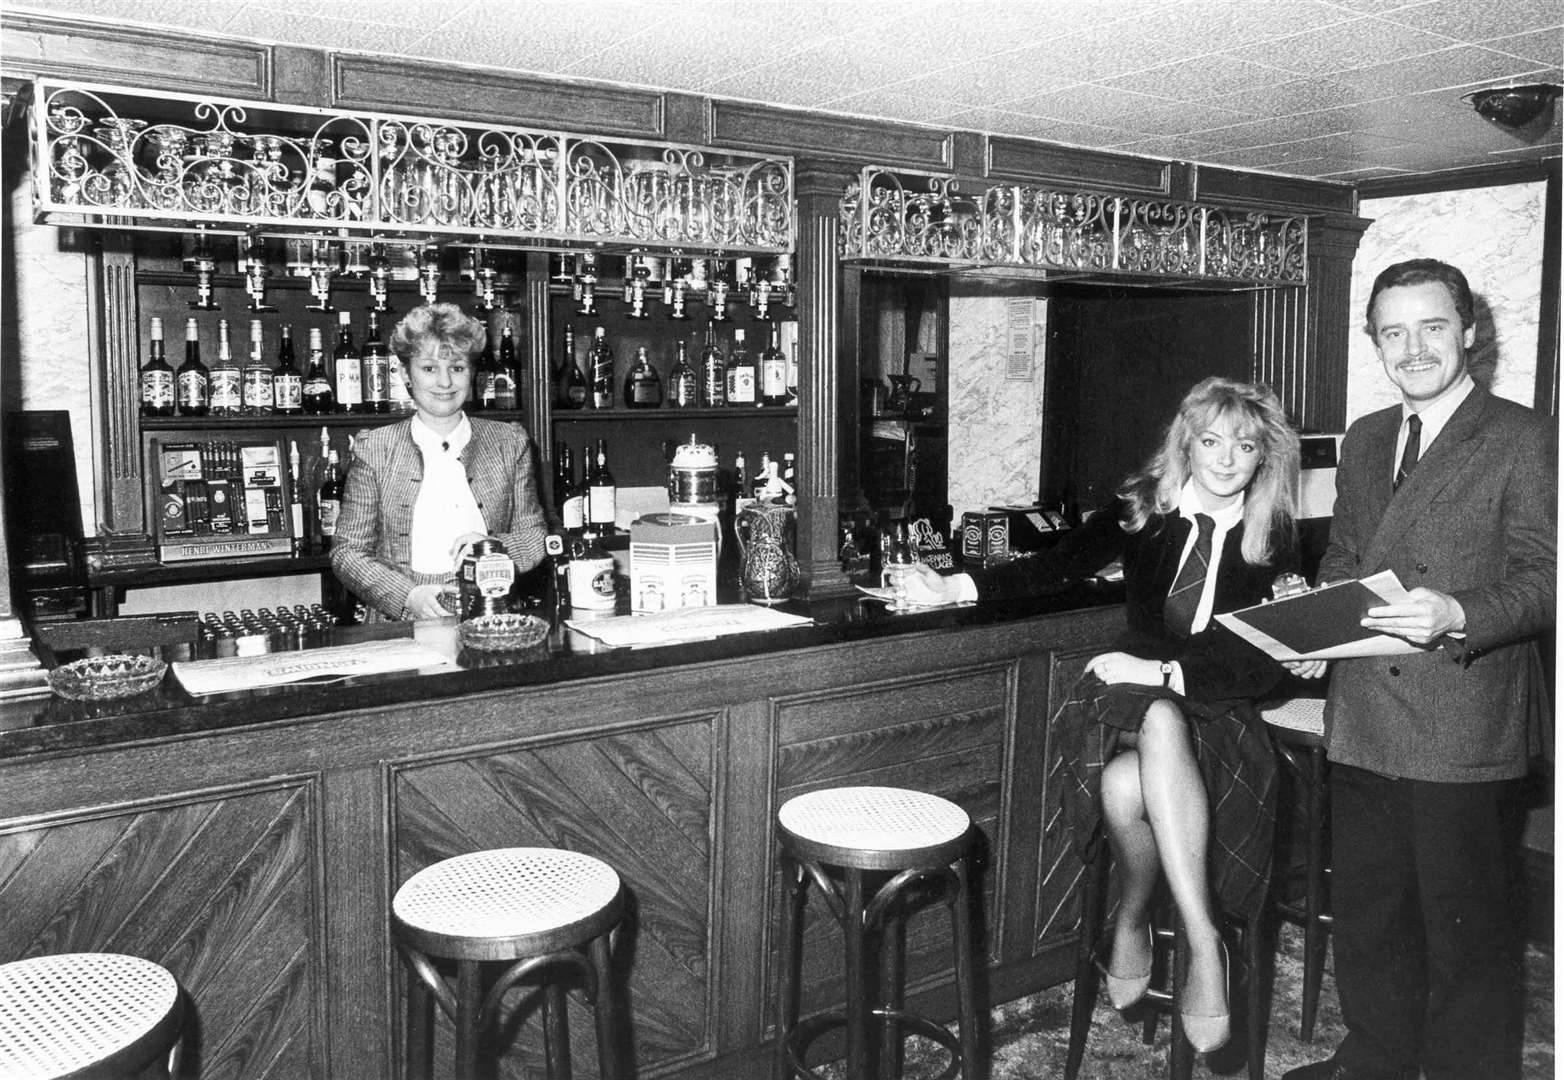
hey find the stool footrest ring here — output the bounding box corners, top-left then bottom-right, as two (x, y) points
(783, 1007), (964, 1080)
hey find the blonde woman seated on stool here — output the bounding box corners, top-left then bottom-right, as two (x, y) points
(331, 302), (548, 620)
(905, 377), (1302, 1054)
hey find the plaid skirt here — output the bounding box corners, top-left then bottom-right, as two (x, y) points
(1053, 673), (1278, 919)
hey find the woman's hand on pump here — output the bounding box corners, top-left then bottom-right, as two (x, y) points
(405, 583), (457, 620)
(1086, 651), (1166, 686)
(448, 532), (492, 570)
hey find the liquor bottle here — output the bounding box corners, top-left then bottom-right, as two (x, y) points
(302, 326), (336, 414)
(317, 449), (343, 552)
(552, 444), (574, 522)
(387, 328), (414, 414)
(699, 319), (726, 407)
(139, 316), (176, 417)
(209, 318), (243, 417)
(754, 450), (773, 499)
(555, 324), (587, 410)
(587, 438), (616, 533)
(759, 322), (788, 407)
(623, 346), (663, 408)
(781, 451), (797, 505)
(288, 439), (306, 554)
(174, 317), (209, 416)
(565, 440), (592, 532)
(493, 325), (519, 410)
(725, 327), (756, 406)
(333, 310), (362, 413)
(273, 325), (303, 414)
(588, 326), (614, 410)
(733, 448), (748, 505)
(472, 335), (500, 411)
(667, 339), (698, 408)
(241, 318), (275, 415)
(359, 309), (390, 414)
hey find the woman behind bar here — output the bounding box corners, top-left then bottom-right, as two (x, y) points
(332, 302), (548, 620)
(909, 377), (1300, 1053)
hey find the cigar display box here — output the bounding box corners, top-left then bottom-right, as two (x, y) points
(148, 436), (297, 562)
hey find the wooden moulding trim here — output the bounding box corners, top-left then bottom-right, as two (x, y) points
(986, 136), (1173, 195)
(710, 100), (954, 170)
(331, 54), (665, 139)
(0, 14), (270, 98)
(1194, 165), (1357, 215)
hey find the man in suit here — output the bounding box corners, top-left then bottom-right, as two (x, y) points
(1283, 259), (1556, 1080)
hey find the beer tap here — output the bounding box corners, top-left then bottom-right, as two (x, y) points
(239, 236), (275, 313)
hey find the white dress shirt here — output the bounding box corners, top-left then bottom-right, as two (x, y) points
(1394, 373), (1474, 484)
(407, 413), (488, 573)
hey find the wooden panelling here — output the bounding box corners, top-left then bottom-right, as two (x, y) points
(710, 101), (953, 169)
(1194, 165), (1357, 215)
(331, 55), (665, 138)
(0, 14), (270, 97)
(987, 137), (1172, 195)
(0, 778), (323, 1078)
(1034, 647), (1097, 951)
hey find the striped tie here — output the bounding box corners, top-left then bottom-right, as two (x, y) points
(1164, 513), (1215, 637)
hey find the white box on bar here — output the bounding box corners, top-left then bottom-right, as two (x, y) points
(629, 513), (719, 613)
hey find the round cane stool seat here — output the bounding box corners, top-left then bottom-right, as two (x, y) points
(778, 785), (971, 870)
(0, 953), (182, 1080)
(1260, 697), (1325, 741)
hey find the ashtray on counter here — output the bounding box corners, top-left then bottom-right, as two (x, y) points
(47, 654), (167, 700)
(458, 613), (550, 653)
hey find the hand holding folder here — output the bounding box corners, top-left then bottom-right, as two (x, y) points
(1215, 570), (1421, 661)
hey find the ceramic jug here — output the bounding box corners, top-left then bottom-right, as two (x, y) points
(886, 373), (921, 413)
(736, 502), (800, 605)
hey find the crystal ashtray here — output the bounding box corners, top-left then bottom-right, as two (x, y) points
(47, 654), (167, 701)
(458, 613), (550, 652)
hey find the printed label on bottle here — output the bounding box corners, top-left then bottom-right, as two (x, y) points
(242, 368), (274, 409)
(362, 357), (389, 403)
(562, 494), (585, 530)
(210, 370), (242, 410)
(762, 360), (787, 398)
(175, 370), (205, 408)
(319, 499), (341, 537)
(727, 368), (755, 403)
(569, 557), (617, 609)
(142, 370), (174, 407)
(336, 366), (362, 408)
(632, 379), (660, 404)
(274, 374), (303, 410)
(474, 551), (515, 597)
(388, 362), (413, 407)
(588, 485), (616, 524)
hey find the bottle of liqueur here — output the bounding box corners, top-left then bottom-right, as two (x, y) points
(359, 309), (390, 414)
(699, 318), (726, 407)
(586, 438), (616, 534)
(555, 324), (587, 410)
(667, 339), (699, 408)
(725, 327), (756, 406)
(623, 346), (663, 408)
(493, 325), (520, 411)
(174, 317), (209, 416)
(139, 316), (176, 416)
(273, 325), (304, 414)
(588, 326), (615, 410)
(241, 318), (275, 415)
(759, 322), (789, 407)
(208, 318), (243, 417)
(317, 448), (343, 552)
(302, 326), (336, 414)
(333, 310), (362, 413)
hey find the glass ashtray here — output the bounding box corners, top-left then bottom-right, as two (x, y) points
(458, 613), (550, 652)
(47, 654), (167, 701)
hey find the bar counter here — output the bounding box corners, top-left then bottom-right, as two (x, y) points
(1, 586), (1125, 1079)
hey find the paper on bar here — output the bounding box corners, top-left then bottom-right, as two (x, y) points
(1215, 570), (1422, 662)
(173, 639), (453, 695)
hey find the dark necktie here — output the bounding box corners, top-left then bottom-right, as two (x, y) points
(1164, 513), (1215, 637)
(1394, 413), (1422, 491)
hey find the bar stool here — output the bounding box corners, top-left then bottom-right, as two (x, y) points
(392, 847), (626, 1080)
(774, 785), (979, 1080)
(1261, 695), (1331, 1041)
(0, 952), (183, 1079)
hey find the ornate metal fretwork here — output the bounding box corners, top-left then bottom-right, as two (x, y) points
(839, 166), (1306, 286)
(29, 78), (794, 254)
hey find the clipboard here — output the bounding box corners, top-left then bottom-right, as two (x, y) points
(1215, 570), (1421, 661)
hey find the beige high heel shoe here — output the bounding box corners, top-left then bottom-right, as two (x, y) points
(1180, 941), (1230, 1053)
(1103, 924), (1153, 1010)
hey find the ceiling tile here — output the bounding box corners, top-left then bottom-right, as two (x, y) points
(214, 9), (433, 57)
(1099, 56), (1289, 99)
(818, 89), (969, 126)
(1335, 45), (1558, 99)
(862, 59), (1077, 108)
(1229, 75), (1384, 116)
(1262, 17), (1465, 76)
(996, 83), (1180, 128)
(1369, 0), (1560, 43)
(1481, 28), (1564, 69)
(560, 12), (780, 91)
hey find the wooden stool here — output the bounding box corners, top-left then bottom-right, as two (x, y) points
(1262, 696), (1331, 1041)
(392, 847), (626, 1080)
(774, 785), (979, 1080)
(1065, 851), (1268, 1080)
(0, 953), (183, 1079)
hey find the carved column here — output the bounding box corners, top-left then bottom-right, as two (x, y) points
(92, 235), (148, 533)
(524, 252), (553, 461)
(794, 164), (855, 597)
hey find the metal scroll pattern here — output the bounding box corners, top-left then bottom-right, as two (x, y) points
(840, 166), (1306, 285)
(34, 80), (794, 253)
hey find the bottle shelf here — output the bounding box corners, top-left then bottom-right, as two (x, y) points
(551, 406), (796, 422)
(140, 410), (530, 430)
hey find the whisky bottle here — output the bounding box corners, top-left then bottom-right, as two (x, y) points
(759, 322), (788, 406)
(359, 309), (390, 414)
(317, 449), (343, 552)
(667, 339), (699, 408)
(588, 326), (615, 410)
(623, 346), (663, 408)
(174, 317), (209, 416)
(333, 310), (361, 413)
(699, 319), (726, 407)
(274, 325), (304, 414)
(725, 328), (756, 406)
(302, 327), (336, 414)
(387, 323), (414, 414)
(208, 318), (243, 417)
(494, 325), (519, 410)
(241, 318), (274, 415)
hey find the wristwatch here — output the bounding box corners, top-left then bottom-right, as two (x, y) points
(1159, 661), (1174, 688)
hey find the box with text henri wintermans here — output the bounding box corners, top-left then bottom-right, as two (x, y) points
(148, 435), (296, 562)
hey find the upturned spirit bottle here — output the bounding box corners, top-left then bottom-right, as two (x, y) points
(174, 317), (209, 416)
(208, 318), (243, 417)
(623, 346), (663, 408)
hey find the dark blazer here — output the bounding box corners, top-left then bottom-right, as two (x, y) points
(1319, 388), (1556, 782)
(331, 417), (549, 618)
(976, 501), (1293, 703)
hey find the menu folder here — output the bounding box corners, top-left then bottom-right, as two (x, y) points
(1215, 570), (1420, 661)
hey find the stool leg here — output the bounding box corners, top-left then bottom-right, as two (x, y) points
(1065, 849), (1108, 1080)
(950, 856), (980, 1080)
(589, 932), (625, 1080)
(1167, 921), (1194, 1080)
(1301, 747), (1327, 1042)
(844, 867), (870, 1080)
(876, 899), (905, 1080)
(1245, 912), (1267, 1080)
(455, 959), (485, 1080)
(406, 965), (434, 1080)
(543, 981), (572, 1080)
(775, 852), (807, 1080)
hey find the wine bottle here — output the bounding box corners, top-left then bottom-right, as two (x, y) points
(699, 318), (726, 407)
(552, 444), (574, 522)
(760, 322), (788, 406)
(589, 326), (614, 410)
(174, 317), (209, 416)
(241, 318), (274, 415)
(209, 318), (243, 417)
(317, 448), (343, 552)
(587, 438), (616, 532)
(725, 327), (756, 406)
(623, 346), (663, 408)
(302, 326), (336, 414)
(359, 309), (390, 414)
(333, 310), (361, 413)
(494, 325), (519, 410)
(567, 440), (592, 533)
(668, 339), (699, 407)
(274, 325), (304, 414)
(555, 324), (587, 410)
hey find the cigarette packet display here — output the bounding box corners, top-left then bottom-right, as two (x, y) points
(149, 435), (296, 562)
